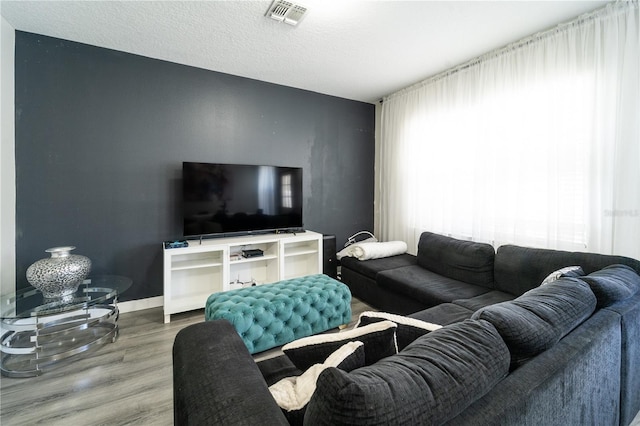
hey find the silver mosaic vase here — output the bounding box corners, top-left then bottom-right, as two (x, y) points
(26, 246), (92, 298)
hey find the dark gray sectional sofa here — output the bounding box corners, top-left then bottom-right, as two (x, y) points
(173, 232), (640, 425)
(341, 232), (640, 318)
(341, 232), (640, 425)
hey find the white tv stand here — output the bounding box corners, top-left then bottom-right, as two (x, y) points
(162, 230), (323, 323)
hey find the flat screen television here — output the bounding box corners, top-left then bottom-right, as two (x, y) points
(183, 162), (303, 238)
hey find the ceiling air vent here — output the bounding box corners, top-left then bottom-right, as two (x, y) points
(266, 0), (308, 26)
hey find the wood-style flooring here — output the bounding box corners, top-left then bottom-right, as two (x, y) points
(0, 297), (372, 425)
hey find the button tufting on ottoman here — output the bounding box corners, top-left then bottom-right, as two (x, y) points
(204, 274), (352, 354)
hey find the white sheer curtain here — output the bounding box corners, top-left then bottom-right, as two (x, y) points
(377, 1), (639, 259)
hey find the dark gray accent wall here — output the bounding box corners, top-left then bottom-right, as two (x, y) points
(15, 31), (375, 301)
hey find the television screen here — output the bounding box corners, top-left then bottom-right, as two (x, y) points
(183, 162), (303, 237)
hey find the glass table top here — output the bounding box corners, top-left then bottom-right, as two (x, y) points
(1, 275), (132, 320)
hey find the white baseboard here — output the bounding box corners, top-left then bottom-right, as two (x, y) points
(118, 296), (163, 314)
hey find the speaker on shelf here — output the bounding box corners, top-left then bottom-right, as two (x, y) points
(322, 234), (337, 279)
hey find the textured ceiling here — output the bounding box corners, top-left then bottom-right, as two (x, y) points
(1, 0), (609, 103)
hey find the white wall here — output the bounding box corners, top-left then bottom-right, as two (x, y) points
(1, 15), (16, 299)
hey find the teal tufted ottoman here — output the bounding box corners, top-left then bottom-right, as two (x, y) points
(204, 274), (352, 354)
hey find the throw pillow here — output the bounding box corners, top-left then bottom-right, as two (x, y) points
(355, 311), (442, 351)
(282, 320), (397, 370)
(541, 265), (585, 285)
(580, 264), (640, 308)
(471, 277), (596, 368)
(304, 319), (510, 426)
(269, 341), (365, 426)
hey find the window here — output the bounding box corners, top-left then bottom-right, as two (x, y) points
(282, 173), (292, 208)
(378, 2), (639, 258)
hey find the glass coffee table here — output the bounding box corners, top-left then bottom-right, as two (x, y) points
(0, 275), (131, 377)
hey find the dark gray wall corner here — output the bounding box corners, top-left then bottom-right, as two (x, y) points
(14, 31), (375, 301)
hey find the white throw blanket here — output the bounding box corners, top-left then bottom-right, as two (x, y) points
(269, 341), (364, 411)
(337, 241), (408, 261)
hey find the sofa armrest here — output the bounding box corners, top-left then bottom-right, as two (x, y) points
(173, 320), (289, 426)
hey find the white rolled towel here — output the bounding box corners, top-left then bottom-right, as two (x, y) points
(337, 241), (408, 261)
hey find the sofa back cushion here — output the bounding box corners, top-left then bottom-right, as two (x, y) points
(581, 264), (640, 308)
(304, 319), (510, 426)
(472, 277), (596, 368)
(494, 244), (640, 296)
(416, 232), (495, 288)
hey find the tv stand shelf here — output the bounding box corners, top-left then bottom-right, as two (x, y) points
(231, 254), (278, 264)
(171, 259), (224, 271)
(163, 231), (322, 323)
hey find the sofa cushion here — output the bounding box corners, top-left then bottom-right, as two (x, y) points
(269, 341), (365, 426)
(340, 267), (427, 315)
(355, 311), (442, 351)
(409, 303), (475, 326)
(452, 290), (515, 311)
(282, 321), (397, 370)
(472, 277), (596, 367)
(304, 319), (510, 426)
(416, 232), (495, 287)
(339, 254), (416, 280)
(494, 244), (640, 296)
(580, 264), (640, 308)
(378, 265), (490, 307)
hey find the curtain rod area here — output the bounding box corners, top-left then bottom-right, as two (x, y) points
(381, 0), (636, 104)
